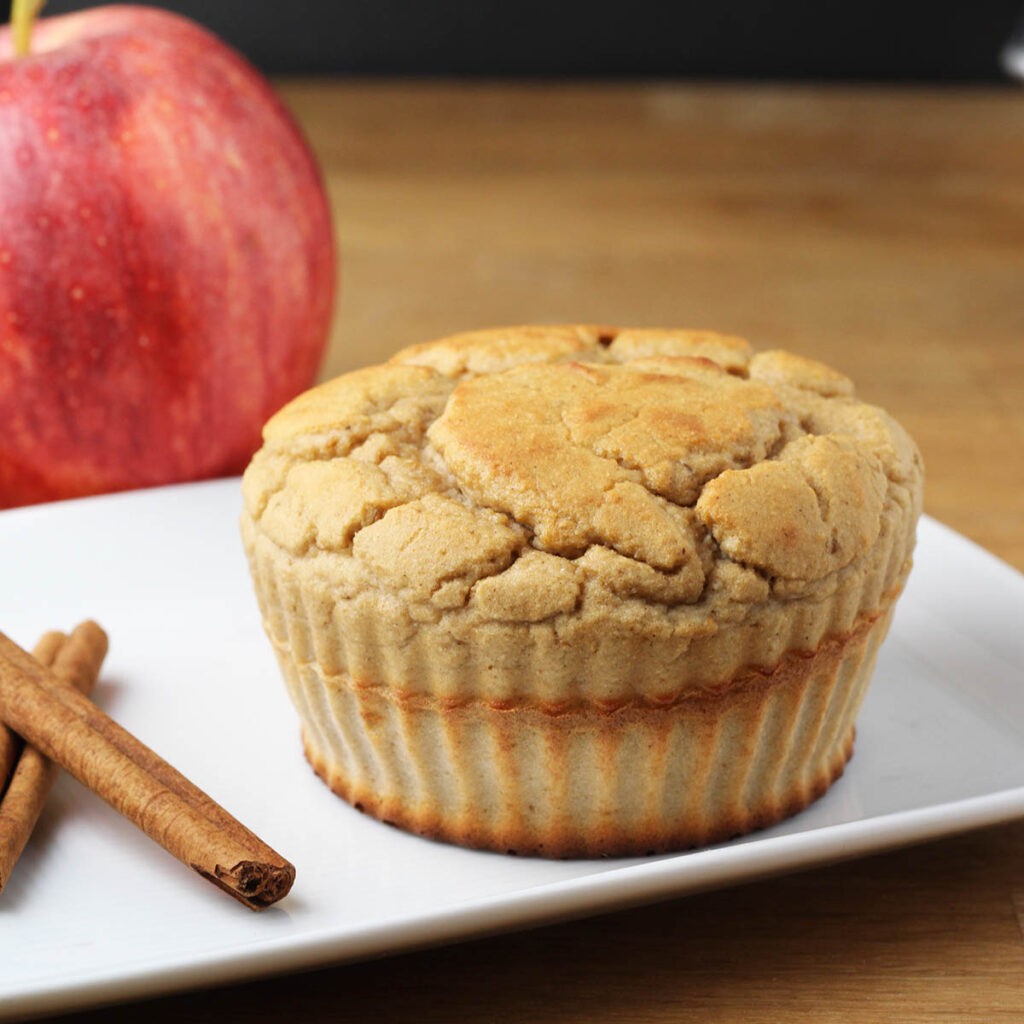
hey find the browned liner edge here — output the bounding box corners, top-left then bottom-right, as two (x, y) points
(303, 728), (856, 858)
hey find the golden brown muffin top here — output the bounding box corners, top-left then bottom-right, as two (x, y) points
(243, 326), (922, 622)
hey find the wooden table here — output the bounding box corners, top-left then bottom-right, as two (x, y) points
(56, 81), (1024, 1022)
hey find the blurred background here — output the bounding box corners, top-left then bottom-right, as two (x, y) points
(6, 0), (1024, 563)
(39, 0), (1021, 558)
(39, 0), (1024, 78)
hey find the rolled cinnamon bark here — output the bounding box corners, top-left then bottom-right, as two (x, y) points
(0, 623), (107, 894)
(0, 628), (295, 910)
(0, 634), (61, 790)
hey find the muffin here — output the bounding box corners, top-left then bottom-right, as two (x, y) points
(240, 326), (923, 856)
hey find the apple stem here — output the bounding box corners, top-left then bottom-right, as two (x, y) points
(10, 0), (46, 57)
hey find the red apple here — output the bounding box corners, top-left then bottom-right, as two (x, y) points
(0, 4), (335, 508)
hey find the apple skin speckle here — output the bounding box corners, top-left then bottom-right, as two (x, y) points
(0, 6), (336, 508)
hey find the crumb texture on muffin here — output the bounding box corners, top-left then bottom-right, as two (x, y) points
(242, 326), (922, 705)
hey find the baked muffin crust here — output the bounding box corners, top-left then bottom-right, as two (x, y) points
(244, 327), (921, 701)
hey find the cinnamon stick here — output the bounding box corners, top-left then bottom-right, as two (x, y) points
(0, 623), (108, 894)
(0, 633), (62, 786)
(0, 628), (295, 910)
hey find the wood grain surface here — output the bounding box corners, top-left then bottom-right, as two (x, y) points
(49, 81), (1024, 1022)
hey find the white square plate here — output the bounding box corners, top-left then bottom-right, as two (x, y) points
(1, 480), (1022, 1020)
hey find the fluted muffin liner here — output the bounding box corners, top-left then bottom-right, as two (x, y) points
(245, 516), (900, 855)
(271, 603), (891, 856)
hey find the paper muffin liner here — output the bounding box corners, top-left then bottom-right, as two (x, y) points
(260, 595), (894, 856)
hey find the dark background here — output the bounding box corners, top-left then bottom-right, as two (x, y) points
(37, 0), (1024, 80)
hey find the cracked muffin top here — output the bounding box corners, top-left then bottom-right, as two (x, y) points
(242, 326), (923, 632)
